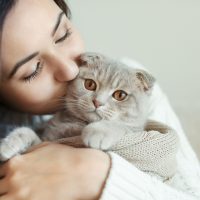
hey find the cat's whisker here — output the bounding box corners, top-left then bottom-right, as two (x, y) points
(97, 108), (115, 119)
(48, 97), (66, 105)
(42, 97), (67, 111)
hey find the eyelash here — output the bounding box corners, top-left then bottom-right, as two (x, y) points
(23, 62), (43, 83)
(23, 28), (72, 83)
(55, 28), (72, 44)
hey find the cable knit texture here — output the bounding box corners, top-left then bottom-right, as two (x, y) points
(110, 120), (179, 181)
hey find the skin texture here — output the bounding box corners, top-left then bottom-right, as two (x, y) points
(0, 0), (111, 199)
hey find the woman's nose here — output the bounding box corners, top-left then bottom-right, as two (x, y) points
(45, 51), (79, 82)
(54, 58), (79, 82)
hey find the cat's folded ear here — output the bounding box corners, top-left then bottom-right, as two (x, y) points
(135, 69), (156, 92)
(78, 52), (106, 66)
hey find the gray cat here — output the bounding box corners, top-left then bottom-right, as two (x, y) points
(0, 52), (155, 162)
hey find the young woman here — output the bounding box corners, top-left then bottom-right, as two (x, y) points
(0, 0), (200, 200)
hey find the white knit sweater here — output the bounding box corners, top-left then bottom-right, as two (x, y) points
(99, 59), (200, 200)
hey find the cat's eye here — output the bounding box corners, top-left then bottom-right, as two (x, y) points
(84, 79), (97, 91)
(112, 90), (127, 101)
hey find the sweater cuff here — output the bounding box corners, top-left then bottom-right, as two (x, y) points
(99, 152), (155, 200)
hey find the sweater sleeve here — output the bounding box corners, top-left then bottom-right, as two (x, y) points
(99, 58), (200, 200)
(100, 152), (199, 200)
(0, 104), (51, 138)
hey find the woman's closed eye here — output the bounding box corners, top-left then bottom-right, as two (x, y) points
(55, 28), (72, 44)
(23, 61), (43, 83)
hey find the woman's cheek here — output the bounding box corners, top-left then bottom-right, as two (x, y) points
(21, 80), (58, 105)
(9, 79), (58, 112)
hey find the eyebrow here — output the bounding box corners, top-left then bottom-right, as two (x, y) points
(52, 11), (65, 36)
(8, 11), (65, 79)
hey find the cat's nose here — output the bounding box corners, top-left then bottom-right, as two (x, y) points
(92, 99), (102, 108)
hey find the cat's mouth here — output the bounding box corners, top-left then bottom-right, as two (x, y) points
(88, 110), (101, 116)
(87, 110), (102, 121)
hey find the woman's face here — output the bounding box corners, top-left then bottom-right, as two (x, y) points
(0, 0), (84, 114)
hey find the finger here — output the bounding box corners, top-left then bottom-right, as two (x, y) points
(0, 178), (8, 196)
(25, 141), (51, 153)
(0, 194), (11, 200)
(0, 164), (7, 178)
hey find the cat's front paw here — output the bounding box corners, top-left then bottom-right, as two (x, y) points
(81, 123), (115, 150)
(0, 127), (40, 162)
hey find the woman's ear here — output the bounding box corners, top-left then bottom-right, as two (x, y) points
(135, 69), (156, 92)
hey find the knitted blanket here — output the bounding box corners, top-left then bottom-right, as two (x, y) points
(55, 120), (179, 181)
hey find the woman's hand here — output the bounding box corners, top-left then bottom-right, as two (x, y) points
(0, 143), (110, 200)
